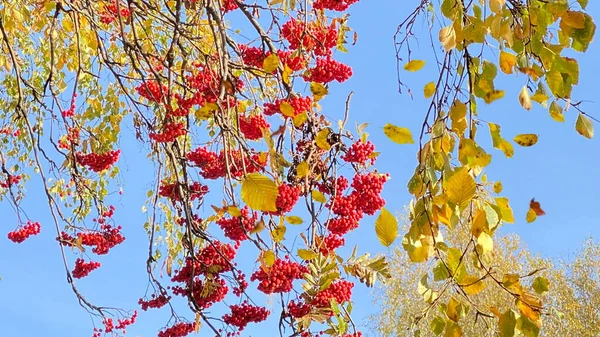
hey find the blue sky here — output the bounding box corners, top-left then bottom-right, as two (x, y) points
(1, 1), (599, 337)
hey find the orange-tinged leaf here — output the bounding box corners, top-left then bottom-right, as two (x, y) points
(513, 134), (538, 147)
(195, 313), (201, 333)
(404, 60), (426, 72)
(529, 198), (545, 216)
(499, 51), (517, 74)
(383, 123), (414, 144)
(519, 67), (540, 81)
(562, 11), (586, 29)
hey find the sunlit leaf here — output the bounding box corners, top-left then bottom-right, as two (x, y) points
(404, 60), (426, 72)
(499, 51), (516, 74)
(460, 275), (486, 295)
(439, 25), (456, 52)
(310, 82), (328, 100)
(519, 86), (532, 111)
(562, 11), (586, 29)
(375, 207), (398, 247)
(444, 321), (462, 337)
(575, 113), (594, 139)
(383, 123), (414, 144)
(297, 161), (309, 178)
(280, 101), (295, 117)
(494, 181), (503, 193)
(431, 316), (446, 336)
(424, 81), (436, 98)
(285, 216), (304, 225)
(446, 167), (476, 210)
(241, 173), (279, 212)
(532, 276), (550, 294)
(316, 128), (332, 150)
(263, 53), (280, 73)
(312, 190), (327, 203)
(484, 90), (505, 104)
(298, 249), (318, 260)
(499, 309), (517, 337)
(549, 101), (565, 122)
(513, 134), (538, 147)
(495, 197), (515, 223)
(517, 315), (541, 337)
(477, 232), (493, 254)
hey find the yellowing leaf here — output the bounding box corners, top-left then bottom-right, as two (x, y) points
(460, 275), (486, 295)
(575, 113), (594, 139)
(261, 250), (276, 269)
(513, 134), (538, 147)
(375, 207), (398, 247)
(262, 53), (280, 73)
(316, 128), (332, 150)
(310, 82), (328, 100)
(519, 86), (532, 111)
(424, 81), (436, 98)
(227, 206), (242, 217)
(282, 64), (292, 85)
(494, 181), (503, 193)
(450, 100), (468, 136)
(272, 225), (286, 242)
(517, 315), (541, 337)
(484, 90), (505, 104)
(280, 101), (295, 117)
(293, 112), (308, 127)
(383, 123), (414, 144)
(549, 101), (565, 122)
(477, 232), (493, 254)
(490, 0), (506, 13)
(495, 197), (515, 223)
(285, 216), (304, 225)
(298, 249), (318, 260)
(446, 167), (476, 210)
(404, 60), (426, 72)
(444, 321), (462, 337)
(439, 25), (456, 52)
(241, 173), (279, 212)
(562, 11), (586, 29)
(532, 276), (549, 294)
(499, 310), (517, 337)
(499, 51), (517, 74)
(311, 190), (327, 203)
(296, 161), (309, 178)
(526, 208), (537, 223)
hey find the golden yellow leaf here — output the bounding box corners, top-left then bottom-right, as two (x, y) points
(404, 60), (426, 72)
(562, 11), (586, 29)
(272, 225), (286, 242)
(494, 181), (503, 193)
(383, 123), (414, 144)
(471, 209), (487, 238)
(375, 208), (398, 247)
(261, 250), (276, 269)
(311, 190), (327, 203)
(495, 197), (515, 223)
(316, 128), (332, 150)
(285, 216), (304, 225)
(263, 53), (280, 73)
(280, 101), (295, 117)
(575, 113), (594, 139)
(450, 100), (467, 136)
(484, 90), (505, 104)
(499, 51), (516, 74)
(439, 25), (457, 52)
(519, 86), (532, 111)
(446, 167), (476, 210)
(549, 101), (565, 122)
(424, 81), (436, 98)
(227, 206), (242, 217)
(445, 321), (462, 337)
(296, 161), (309, 178)
(460, 275), (486, 295)
(446, 297), (462, 322)
(518, 295), (542, 322)
(293, 112), (308, 127)
(490, 0), (506, 13)
(282, 64), (292, 85)
(526, 208), (537, 223)
(514, 134), (538, 147)
(297, 249), (318, 260)
(310, 82), (328, 100)
(477, 232), (493, 254)
(241, 173), (279, 212)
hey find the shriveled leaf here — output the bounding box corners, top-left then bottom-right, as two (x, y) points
(530, 198), (545, 216)
(404, 60), (426, 72)
(383, 123), (414, 144)
(375, 207), (398, 247)
(519, 86), (532, 111)
(514, 134), (538, 147)
(241, 173), (279, 212)
(575, 113), (594, 139)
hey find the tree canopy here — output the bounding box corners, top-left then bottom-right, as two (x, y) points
(0, 0), (597, 337)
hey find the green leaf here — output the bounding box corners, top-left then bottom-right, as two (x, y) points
(431, 317), (446, 336)
(446, 167), (476, 210)
(404, 60), (426, 71)
(575, 113), (594, 139)
(383, 123), (414, 144)
(433, 261), (450, 281)
(447, 248), (467, 282)
(499, 310), (517, 337)
(517, 315), (541, 337)
(241, 173), (279, 212)
(532, 276), (550, 294)
(578, 0), (588, 9)
(375, 208), (398, 247)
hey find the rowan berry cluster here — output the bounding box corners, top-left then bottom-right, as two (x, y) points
(311, 280), (354, 308)
(159, 181), (209, 202)
(187, 147), (266, 179)
(263, 95), (313, 116)
(281, 20), (338, 56)
(270, 183), (301, 215)
(239, 114), (270, 140)
(150, 121), (187, 143)
(157, 322), (195, 337)
(135, 81), (167, 103)
(216, 207), (258, 242)
(313, 0), (360, 11)
(61, 93), (78, 118)
(7, 221), (41, 243)
(341, 139), (376, 164)
(287, 300), (311, 318)
(99, 1), (131, 24)
(222, 301), (270, 331)
(58, 127), (80, 150)
(250, 257), (308, 294)
(138, 293), (171, 311)
(72, 258), (101, 279)
(232, 272), (249, 296)
(0, 174), (22, 189)
(318, 235), (345, 255)
(302, 57), (352, 83)
(58, 224), (125, 255)
(171, 277), (229, 310)
(171, 241), (237, 282)
(238, 45), (306, 72)
(76, 150), (121, 172)
(103, 311), (137, 333)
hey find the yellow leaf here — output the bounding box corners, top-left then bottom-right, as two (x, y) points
(297, 249), (318, 260)
(450, 100), (467, 136)
(296, 161), (309, 178)
(575, 113), (594, 139)
(484, 90), (505, 104)
(477, 232), (493, 254)
(514, 134), (539, 147)
(260, 250), (276, 269)
(526, 208), (537, 223)
(549, 101), (565, 122)
(280, 101), (295, 117)
(404, 60), (426, 72)
(495, 197), (515, 223)
(446, 297), (462, 322)
(460, 275), (486, 295)
(250, 219), (265, 234)
(227, 206), (242, 217)
(285, 216), (304, 225)
(263, 53), (280, 73)
(446, 167), (476, 210)
(494, 181), (503, 193)
(310, 82), (328, 100)
(375, 208), (398, 247)
(241, 173), (279, 212)
(562, 11), (586, 29)
(445, 321), (462, 337)
(311, 190), (327, 203)
(316, 128), (332, 150)
(518, 294), (542, 322)
(293, 112), (308, 127)
(424, 81), (436, 98)
(490, 0), (505, 13)
(282, 64), (292, 85)
(272, 225), (286, 242)
(383, 123), (414, 144)
(519, 86), (532, 111)
(439, 25), (457, 52)
(499, 51), (516, 74)
(471, 209), (487, 238)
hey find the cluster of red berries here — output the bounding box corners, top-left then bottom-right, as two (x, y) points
(61, 93), (78, 118)
(99, 1), (131, 24)
(250, 257), (308, 294)
(311, 280), (354, 308)
(287, 300), (311, 318)
(0, 174), (22, 189)
(187, 147), (266, 179)
(138, 293), (171, 311)
(0, 127), (21, 137)
(270, 183), (301, 215)
(72, 258), (101, 279)
(76, 150), (121, 172)
(281, 20), (338, 56)
(313, 0), (360, 11)
(216, 207), (258, 242)
(103, 311), (137, 333)
(239, 114), (270, 140)
(171, 277), (229, 310)
(7, 221), (41, 243)
(58, 127), (80, 150)
(351, 172), (388, 215)
(222, 301), (270, 331)
(232, 272), (249, 296)
(317, 176), (349, 195)
(135, 81), (168, 103)
(318, 235), (345, 255)
(341, 139), (375, 164)
(238, 45), (306, 72)
(171, 241), (237, 282)
(303, 57), (352, 83)
(157, 322), (195, 337)
(159, 181), (209, 202)
(59, 224), (125, 255)
(263, 95), (313, 116)
(150, 121), (187, 143)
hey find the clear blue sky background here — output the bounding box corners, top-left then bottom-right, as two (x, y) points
(1, 1), (599, 336)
